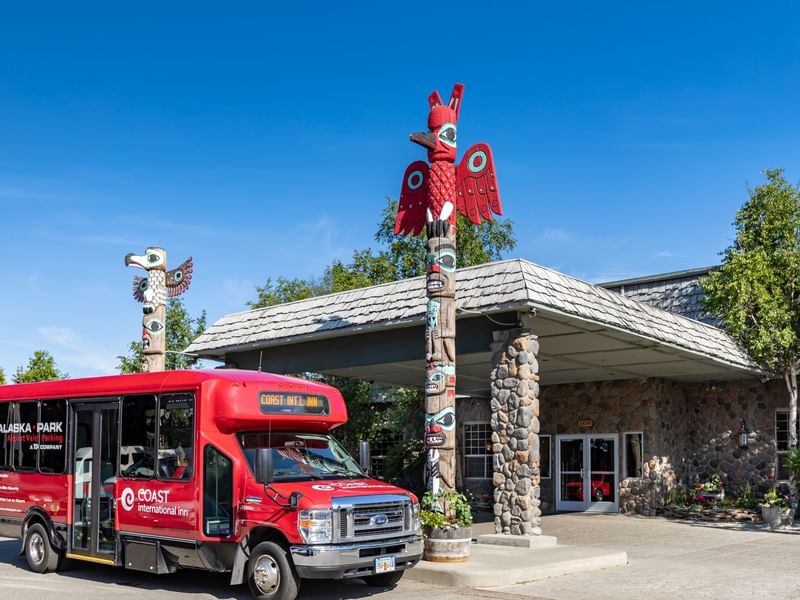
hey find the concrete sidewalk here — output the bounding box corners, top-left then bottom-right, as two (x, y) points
(478, 513), (800, 600)
(405, 518), (628, 587)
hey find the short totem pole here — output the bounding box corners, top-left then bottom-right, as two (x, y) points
(395, 83), (502, 493)
(125, 247), (193, 372)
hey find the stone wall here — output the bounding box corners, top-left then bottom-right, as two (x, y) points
(538, 378), (788, 515)
(456, 376), (789, 518)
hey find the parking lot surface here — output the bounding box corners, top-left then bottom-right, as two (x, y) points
(3, 513), (800, 599)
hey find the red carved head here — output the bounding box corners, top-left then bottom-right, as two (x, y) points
(410, 83), (464, 163)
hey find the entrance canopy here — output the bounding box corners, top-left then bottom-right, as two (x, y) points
(187, 259), (762, 397)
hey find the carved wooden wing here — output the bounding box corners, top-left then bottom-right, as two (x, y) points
(395, 161), (430, 237)
(455, 143), (502, 224)
(166, 256), (193, 297)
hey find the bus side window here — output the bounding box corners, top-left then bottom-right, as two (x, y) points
(9, 402), (39, 472)
(158, 393), (194, 481)
(0, 403), (9, 470)
(203, 445), (232, 537)
(121, 395), (156, 479)
(39, 399), (66, 474)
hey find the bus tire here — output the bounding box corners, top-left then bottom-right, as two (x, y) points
(24, 523), (60, 574)
(246, 541), (299, 600)
(362, 570), (404, 588)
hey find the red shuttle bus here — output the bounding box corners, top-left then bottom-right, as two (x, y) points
(0, 370), (422, 600)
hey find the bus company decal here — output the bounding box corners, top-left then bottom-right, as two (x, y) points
(0, 420), (65, 451)
(125, 247), (193, 372)
(120, 486), (190, 517)
(311, 481), (395, 491)
(394, 83), (503, 494)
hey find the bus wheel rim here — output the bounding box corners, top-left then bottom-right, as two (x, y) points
(253, 555), (280, 593)
(29, 532), (45, 564)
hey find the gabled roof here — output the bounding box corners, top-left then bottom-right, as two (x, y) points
(600, 266), (719, 325)
(188, 259), (756, 374)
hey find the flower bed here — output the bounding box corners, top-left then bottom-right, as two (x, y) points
(659, 505), (761, 522)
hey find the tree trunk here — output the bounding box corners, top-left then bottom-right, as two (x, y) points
(785, 366), (798, 449)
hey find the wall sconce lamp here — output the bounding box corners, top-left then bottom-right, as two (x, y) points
(738, 419), (749, 450)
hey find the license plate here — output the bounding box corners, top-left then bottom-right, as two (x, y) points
(374, 556), (395, 574)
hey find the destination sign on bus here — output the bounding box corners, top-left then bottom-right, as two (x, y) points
(259, 392), (329, 415)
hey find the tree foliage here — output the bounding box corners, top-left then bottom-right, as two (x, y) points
(249, 198), (516, 309)
(13, 350), (68, 383)
(703, 169), (800, 448)
(0, 367), (5, 385)
(118, 298), (207, 373)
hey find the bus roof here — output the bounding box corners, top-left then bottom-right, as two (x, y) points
(0, 369), (337, 402)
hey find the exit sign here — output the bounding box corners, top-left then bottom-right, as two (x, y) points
(577, 419), (593, 428)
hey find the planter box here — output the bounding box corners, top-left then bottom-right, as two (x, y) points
(423, 526), (472, 563)
(761, 505), (795, 529)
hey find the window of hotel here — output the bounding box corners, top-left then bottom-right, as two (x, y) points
(776, 411), (798, 481)
(540, 435), (551, 479)
(623, 432), (644, 479)
(464, 422), (492, 479)
(370, 428), (406, 480)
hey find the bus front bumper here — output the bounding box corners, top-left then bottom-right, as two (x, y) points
(289, 534), (423, 579)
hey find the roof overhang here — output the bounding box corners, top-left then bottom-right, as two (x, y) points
(203, 303), (763, 399)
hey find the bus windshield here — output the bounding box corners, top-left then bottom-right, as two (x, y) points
(238, 432), (364, 482)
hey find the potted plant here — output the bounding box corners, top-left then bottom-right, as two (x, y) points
(760, 485), (793, 529)
(694, 473), (725, 504)
(419, 489), (473, 562)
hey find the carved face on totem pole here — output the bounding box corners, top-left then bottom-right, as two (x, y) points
(426, 236), (456, 298)
(424, 406), (456, 448)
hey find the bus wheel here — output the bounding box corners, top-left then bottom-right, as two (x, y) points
(246, 541), (299, 600)
(24, 523), (60, 574)
(363, 570), (404, 588)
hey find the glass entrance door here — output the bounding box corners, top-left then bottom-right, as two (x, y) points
(556, 434), (618, 512)
(71, 403), (119, 559)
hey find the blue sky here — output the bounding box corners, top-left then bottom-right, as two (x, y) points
(1, 2), (799, 379)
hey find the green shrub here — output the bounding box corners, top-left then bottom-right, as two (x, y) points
(419, 489), (473, 529)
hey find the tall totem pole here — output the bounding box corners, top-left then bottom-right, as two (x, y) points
(125, 247), (193, 372)
(395, 84), (502, 493)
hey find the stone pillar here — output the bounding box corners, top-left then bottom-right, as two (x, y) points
(490, 328), (542, 535)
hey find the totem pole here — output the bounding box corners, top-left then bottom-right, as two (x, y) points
(395, 83), (502, 493)
(125, 247), (193, 372)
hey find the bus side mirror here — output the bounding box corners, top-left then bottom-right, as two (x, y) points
(255, 448), (273, 484)
(358, 441), (370, 475)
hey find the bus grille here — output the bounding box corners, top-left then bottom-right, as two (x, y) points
(332, 494), (413, 543)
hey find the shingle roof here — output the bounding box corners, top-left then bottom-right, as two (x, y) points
(188, 259), (755, 371)
(600, 266), (720, 326)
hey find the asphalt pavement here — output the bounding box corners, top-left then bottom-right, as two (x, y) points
(2, 513), (800, 599)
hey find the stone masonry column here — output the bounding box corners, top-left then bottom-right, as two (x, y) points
(490, 328), (542, 535)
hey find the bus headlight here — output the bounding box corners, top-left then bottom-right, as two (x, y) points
(298, 509), (332, 544)
(412, 501), (421, 532)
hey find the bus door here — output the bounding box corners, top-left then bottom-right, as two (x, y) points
(71, 402), (119, 560)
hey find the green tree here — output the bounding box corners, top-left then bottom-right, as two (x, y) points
(703, 169), (800, 450)
(118, 297), (207, 373)
(14, 350), (68, 383)
(248, 276), (326, 309)
(249, 198), (516, 309)
(0, 367), (6, 385)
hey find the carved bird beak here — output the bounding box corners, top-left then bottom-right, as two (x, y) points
(125, 253), (147, 269)
(410, 131), (436, 150)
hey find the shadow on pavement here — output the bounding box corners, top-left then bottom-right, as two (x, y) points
(0, 538), (399, 600)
